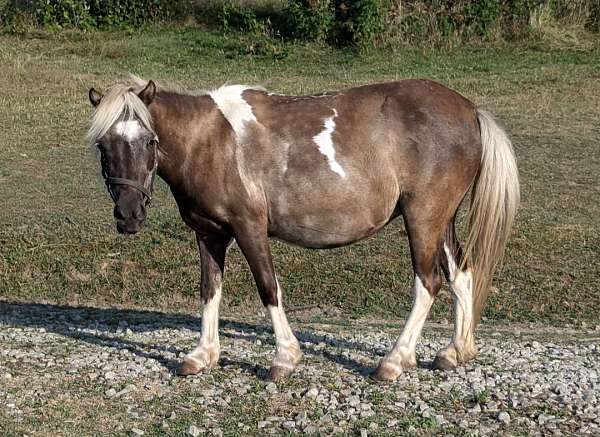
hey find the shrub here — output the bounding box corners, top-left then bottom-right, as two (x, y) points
(286, 0), (385, 45)
(1, 0), (598, 43)
(1, 0), (187, 29)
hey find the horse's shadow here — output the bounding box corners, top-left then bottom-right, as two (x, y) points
(0, 301), (385, 378)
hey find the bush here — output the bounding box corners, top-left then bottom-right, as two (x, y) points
(286, 0), (385, 45)
(1, 0), (188, 29)
(385, 0), (599, 44)
(1, 0), (598, 44)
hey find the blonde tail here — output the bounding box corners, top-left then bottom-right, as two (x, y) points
(462, 109), (520, 326)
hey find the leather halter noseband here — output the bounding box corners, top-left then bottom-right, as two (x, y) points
(104, 176), (153, 202)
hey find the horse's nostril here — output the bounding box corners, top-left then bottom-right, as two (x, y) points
(114, 207), (125, 221)
(133, 204), (145, 220)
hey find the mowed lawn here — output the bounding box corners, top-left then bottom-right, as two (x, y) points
(0, 27), (598, 326)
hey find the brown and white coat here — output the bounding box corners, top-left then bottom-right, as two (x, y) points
(87, 78), (519, 381)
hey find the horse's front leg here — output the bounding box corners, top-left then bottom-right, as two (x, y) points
(232, 220), (302, 380)
(178, 232), (231, 376)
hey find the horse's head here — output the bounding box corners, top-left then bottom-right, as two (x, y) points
(87, 81), (158, 235)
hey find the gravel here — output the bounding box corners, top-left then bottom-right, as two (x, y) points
(1, 302), (599, 435)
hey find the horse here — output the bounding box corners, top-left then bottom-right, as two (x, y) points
(86, 77), (519, 381)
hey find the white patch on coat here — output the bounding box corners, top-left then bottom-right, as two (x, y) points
(186, 283), (221, 365)
(114, 120), (142, 142)
(451, 268), (474, 347)
(443, 244), (475, 355)
(386, 276), (434, 365)
(281, 142), (290, 175)
(313, 109), (346, 177)
(209, 85), (257, 139)
(267, 280), (300, 369)
(444, 243), (457, 281)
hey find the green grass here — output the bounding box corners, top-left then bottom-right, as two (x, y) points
(0, 26), (599, 326)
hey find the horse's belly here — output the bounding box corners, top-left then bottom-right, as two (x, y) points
(265, 164), (400, 248)
(269, 218), (383, 248)
(268, 198), (398, 249)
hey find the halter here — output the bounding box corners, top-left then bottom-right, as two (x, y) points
(100, 139), (158, 206)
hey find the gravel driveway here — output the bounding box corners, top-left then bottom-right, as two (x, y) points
(1, 301), (599, 436)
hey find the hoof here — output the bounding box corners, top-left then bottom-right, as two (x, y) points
(371, 361), (402, 382)
(177, 357), (211, 376)
(432, 354), (457, 371)
(267, 365), (294, 381)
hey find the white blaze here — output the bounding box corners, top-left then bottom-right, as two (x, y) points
(209, 85), (257, 139)
(313, 109), (346, 177)
(115, 120), (142, 142)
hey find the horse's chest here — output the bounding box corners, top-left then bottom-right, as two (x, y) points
(175, 195), (229, 235)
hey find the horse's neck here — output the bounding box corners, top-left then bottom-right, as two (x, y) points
(153, 91), (214, 189)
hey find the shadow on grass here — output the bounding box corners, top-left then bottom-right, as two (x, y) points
(0, 300), (387, 378)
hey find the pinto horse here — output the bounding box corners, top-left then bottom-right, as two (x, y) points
(87, 78), (519, 381)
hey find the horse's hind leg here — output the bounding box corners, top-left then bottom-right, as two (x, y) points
(433, 221), (477, 370)
(373, 201), (446, 382)
(179, 233), (231, 376)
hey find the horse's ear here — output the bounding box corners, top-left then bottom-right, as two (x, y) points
(138, 80), (156, 106)
(89, 88), (103, 107)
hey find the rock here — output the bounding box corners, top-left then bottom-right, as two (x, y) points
(498, 412), (511, 425)
(295, 411), (308, 423)
(282, 421), (296, 429)
(265, 382), (277, 393)
(468, 404), (482, 414)
(538, 413), (555, 425)
(186, 425), (201, 437)
(360, 429), (368, 437)
(303, 425), (318, 434)
(257, 421), (270, 429)
(553, 384), (568, 396)
(130, 429), (144, 436)
(304, 387), (319, 399)
(347, 396), (360, 407)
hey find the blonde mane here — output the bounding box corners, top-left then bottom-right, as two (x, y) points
(87, 76), (269, 148)
(86, 79), (153, 148)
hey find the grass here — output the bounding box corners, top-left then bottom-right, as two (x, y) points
(0, 26), (599, 326)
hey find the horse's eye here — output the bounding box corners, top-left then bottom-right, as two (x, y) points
(95, 142), (104, 151)
(148, 138), (158, 148)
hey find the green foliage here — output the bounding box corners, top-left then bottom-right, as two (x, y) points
(286, 0), (384, 45)
(0, 0), (598, 43)
(219, 2), (289, 59)
(35, 0), (95, 29)
(464, 0), (502, 36)
(220, 2), (270, 36)
(1, 0), (187, 29)
(286, 0), (336, 42)
(87, 0), (166, 28)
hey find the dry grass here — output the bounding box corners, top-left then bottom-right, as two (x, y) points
(0, 27), (599, 326)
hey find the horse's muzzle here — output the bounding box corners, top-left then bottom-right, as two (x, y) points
(116, 218), (145, 235)
(114, 200), (146, 235)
